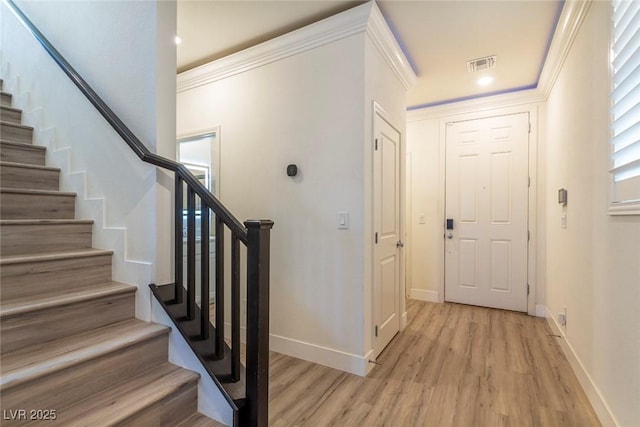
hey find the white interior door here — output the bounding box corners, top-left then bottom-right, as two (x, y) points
(445, 113), (529, 312)
(373, 113), (401, 357)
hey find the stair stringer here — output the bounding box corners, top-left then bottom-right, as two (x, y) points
(151, 298), (235, 426)
(1, 73), (155, 321)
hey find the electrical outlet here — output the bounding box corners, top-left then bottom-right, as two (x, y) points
(558, 312), (566, 326)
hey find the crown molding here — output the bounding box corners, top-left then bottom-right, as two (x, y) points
(408, 0), (592, 121)
(177, 2), (415, 93)
(407, 88), (545, 121)
(366, 3), (417, 89)
(537, 0), (593, 99)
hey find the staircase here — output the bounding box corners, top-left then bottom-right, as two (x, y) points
(0, 80), (223, 426)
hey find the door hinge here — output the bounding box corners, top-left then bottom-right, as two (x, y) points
(528, 122), (531, 133)
(375, 232), (379, 244)
(528, 176), (531, 187)
(375, 138), (378, 150)
(528, 230), (530, 241)
(527, 284), (530, 295)
(375, 325), (379, 337)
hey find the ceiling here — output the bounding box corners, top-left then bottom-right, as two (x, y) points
(176, 0), (563, 109)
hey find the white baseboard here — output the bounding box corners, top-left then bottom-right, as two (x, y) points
(270, 334), (371, 377)
(544, 307), (618, 427)
(535, 304), (546, 317)
(409, 288), (439, 302)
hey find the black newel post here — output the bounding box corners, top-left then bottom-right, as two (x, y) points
(244, 219), (274, 427)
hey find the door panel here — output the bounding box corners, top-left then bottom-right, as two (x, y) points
(374, 113), (401, 358)
(445, 113), (529, 312)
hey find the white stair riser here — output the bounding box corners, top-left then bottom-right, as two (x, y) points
(1, 164), (60, 191)
(0, 191), (75, 219)
(1, 291), (135, 354)
(1, 334), (169, 413)
(1, 222), (93, 256)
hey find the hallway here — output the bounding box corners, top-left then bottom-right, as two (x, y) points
(268, 300), (599, 426)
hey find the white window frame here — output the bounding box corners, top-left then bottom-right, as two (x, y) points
(610, 0), (640, 215)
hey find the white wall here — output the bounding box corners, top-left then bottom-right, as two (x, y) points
(1, 0), (177, 318)
(406, 2), (639, 424)
(178, 32), (368, 371)
(544, 2), (640, 425)
(177, 2), (411, 375)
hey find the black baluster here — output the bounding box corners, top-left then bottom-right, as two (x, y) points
(200, 205), (210, 339)
(231, 232), (241, 382)
(174, 175), (183, 303)
(214, 216), (224, 359)
(186, 186), (196, 320)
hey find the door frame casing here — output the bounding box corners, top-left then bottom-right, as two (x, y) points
(437, 105), (539, 316)
(371, 102), (406, 360)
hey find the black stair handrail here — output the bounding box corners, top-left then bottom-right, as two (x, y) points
(5, 1), (272, 425)
(4, 0), (246, 241)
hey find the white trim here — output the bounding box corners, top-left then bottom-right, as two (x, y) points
(409, 289), (439, 303)
(408, 89), (544, 122)
(365, 3), (417, 89)
(544, 307), (619, 427)
(535, 304), (546, 317)
(608, 200), (640, 215)
(538, 0), (593, 100)
(177, 2), (415, 93)
(270, 334), (372, 377)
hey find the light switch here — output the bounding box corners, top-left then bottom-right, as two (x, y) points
(561, 212), (567, 229)
(337, 212), (349, 229)
(418, 214), (425, 224)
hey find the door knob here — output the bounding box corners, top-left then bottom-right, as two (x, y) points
(396, 241), (404, 248)
(447, 233), (454, 239)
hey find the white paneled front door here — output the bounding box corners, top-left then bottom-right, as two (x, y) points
(444, 113), (529, 312)
(373, 112), (401, 357)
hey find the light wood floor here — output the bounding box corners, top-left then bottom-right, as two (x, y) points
(266, 300), (600, 427)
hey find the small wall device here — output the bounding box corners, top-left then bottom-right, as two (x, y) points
(558, 188), (568, 206)
(286, 164), (298, 177)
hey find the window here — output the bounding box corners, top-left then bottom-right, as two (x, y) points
(610, 0), (640, 214)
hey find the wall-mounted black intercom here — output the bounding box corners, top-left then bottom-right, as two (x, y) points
(446, 218), (454, 230)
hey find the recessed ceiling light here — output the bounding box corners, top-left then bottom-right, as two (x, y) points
(174, 35), (182, 45)
(477, 76), (494, 87)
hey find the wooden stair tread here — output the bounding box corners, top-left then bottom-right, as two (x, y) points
(0, 105), (21, 113)
(0, 281), (135, 317)
(0, 140), (45, 150)
(0, 187), (75, 196)
(0, 121), (33, 131)
(0, 219), (94, 225)
(0, 248), (112, 265)
(45, 362), (199, 427)
(0, 160), (61, 172)
(0, 319), (169, 389)
(177, 413), (228, 427)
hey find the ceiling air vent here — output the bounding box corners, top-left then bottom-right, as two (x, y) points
(467, 55), (497, 72)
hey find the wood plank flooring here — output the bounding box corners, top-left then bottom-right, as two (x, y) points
(266, 300), (600, 427)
